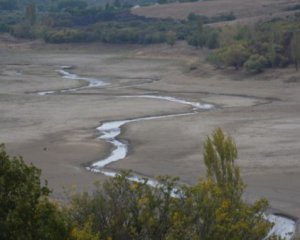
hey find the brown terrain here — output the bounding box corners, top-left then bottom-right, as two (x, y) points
(132, 0), (300, 25)
(0, 31), (300, 237)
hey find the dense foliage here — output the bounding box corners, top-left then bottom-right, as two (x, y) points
(0, 0), (223, 46)
(0, 0), (299, 72)
(208, 15), (300, 72)
(0, 144), (69, 240)
(0, 129), (280, 239)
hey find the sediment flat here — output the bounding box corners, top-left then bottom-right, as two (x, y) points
(1, 39), (300, 233)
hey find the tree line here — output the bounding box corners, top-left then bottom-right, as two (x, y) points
(0, 129), (283, 240)
(0, 0), (226, 47)
(0, 0), (299, 72)
(207, 16), (300, 72)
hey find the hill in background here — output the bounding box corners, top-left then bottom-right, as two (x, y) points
(132, 0), (300, 25)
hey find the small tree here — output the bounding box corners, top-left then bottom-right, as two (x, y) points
(0, 144), (69, 240)
(166, 31), (176, 47)
(207, 48), (227, 69)
(209, 43), (250, 70)
(244, 54), (268, 73)
(223, 43), (250, 69)
(68, 172), (180, 240)
(204, 128), (242, 197)
(198, 128), (272, 239)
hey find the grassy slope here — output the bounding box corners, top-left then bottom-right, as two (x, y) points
(131, 0), (300, 24)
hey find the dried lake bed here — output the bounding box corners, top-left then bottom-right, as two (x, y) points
(1, 42), (300, 236)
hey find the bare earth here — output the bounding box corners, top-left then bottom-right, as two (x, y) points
(1, 38), (300, 233)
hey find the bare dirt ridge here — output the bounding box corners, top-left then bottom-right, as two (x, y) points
(1, 38), (300, 235)
(132, 0), (300, 25)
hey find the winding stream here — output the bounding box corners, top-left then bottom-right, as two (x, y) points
(38, 66), (296, 239)
(88, 113), (194, 170)
(38, 66), (108, 96)
(88, 95), (213, 172)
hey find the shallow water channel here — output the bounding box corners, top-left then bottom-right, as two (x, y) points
(37, 66), (296, 239)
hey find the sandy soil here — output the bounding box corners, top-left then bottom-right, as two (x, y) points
(132, 0), (300, 24)
(1, 38), (300, 234)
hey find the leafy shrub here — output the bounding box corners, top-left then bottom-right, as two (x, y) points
(44, 29), (97, 43)
(166, 30), (176, 46)
(244, 54), (268, 73)
(0, 144), (69, 240)
(209, 43), (250, 69)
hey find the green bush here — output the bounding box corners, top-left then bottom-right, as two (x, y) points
(44, 29), (97, 43)
(210, 43), (250, 69)
(0, 144), (69, 240)
(166, 30), (176, 46)
(244, 54), (268, 73)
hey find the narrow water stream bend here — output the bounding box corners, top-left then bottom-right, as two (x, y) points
(37, 66), (296, 240)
